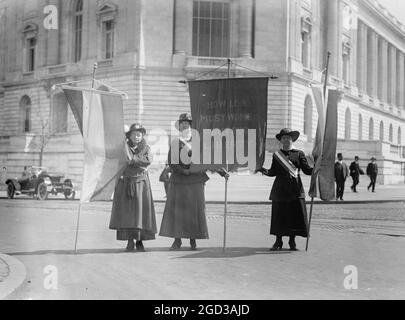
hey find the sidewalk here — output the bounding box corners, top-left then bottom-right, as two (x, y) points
(0, 254), (27, 300)
(1, 172), (404, 203)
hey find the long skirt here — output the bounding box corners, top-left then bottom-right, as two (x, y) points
(109, 176), (157, 241)
(270, 199), (308, 238)
(159, 182), (209, 239)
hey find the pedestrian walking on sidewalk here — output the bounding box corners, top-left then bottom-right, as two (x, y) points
(109, 124), (157, 252)
(257, 128), (313, 251)
(349, 156), (364, 193)
(366, 157), (378, 193)
(159, 113), (228, 251)
(334, 153), (349, 201)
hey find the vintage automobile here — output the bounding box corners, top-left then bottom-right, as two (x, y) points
(5, 166), (76, 200)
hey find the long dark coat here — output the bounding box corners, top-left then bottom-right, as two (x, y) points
(109, 139), (157, 241)
(262, 149), (313, 237)
(159, 138), (210, 239)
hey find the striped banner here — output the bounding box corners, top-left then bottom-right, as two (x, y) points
(63, 87), (127, 203)
(308, 86), (339, 200)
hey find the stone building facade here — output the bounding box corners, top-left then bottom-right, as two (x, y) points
(0, 0), (404, 186)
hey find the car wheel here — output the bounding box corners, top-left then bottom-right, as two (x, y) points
(7, 183), (15, 199)
(37, 182), (48, 201)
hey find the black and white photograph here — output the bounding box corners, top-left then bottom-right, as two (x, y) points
(0, 0), (405, 306)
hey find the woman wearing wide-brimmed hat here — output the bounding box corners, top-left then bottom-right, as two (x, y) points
(159, 113), (228, 251)
(109, 123), (157, 252)
(257, 128), (313, 251)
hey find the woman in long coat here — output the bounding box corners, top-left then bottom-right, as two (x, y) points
(257, 128), (313, 251)
(109, 124), (157, 252)
(159, 113), (228, 251)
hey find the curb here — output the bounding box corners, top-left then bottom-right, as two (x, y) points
(0, 254), (27, 300)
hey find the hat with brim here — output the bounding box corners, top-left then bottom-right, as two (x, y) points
(276, 128), (300, 142)
(126, 123), (146, 139)
(371, 157), (376, 161)
(175, 113), (192, 131)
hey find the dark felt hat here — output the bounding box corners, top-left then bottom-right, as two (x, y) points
(126, 123), (146, 138)
(175, 113), (192, 131)
(276, 128), (300, 142)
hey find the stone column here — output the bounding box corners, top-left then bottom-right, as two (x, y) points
(326, 0), (340, 77)
(367, 30), (378, 98)
(356, 22), (368, 93)
(388, 45), (397, 106)
(396, 52), (404, 109)
(239, 0), (253, 58)
(379, 39), (388, 103)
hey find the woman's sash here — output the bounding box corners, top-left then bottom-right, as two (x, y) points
(274, 151), (299, 179)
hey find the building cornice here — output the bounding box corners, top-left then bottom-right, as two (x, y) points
(361, 0), (405, 39)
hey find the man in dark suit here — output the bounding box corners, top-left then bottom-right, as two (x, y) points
(366, 157), (378, 193)
(349, 156), (364, 193)
(334, 153), (349, 201)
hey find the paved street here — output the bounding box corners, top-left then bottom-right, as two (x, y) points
(0, 198), (404, 300)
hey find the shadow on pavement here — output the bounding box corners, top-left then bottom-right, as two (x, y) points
(6, 247), (294, 258)
(175, 247), (293, 259)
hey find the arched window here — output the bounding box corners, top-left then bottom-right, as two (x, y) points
(303, 95), (313, 141)
(52, 93), (68, 133)
(379, 121), (384, 142)
(20, 95), (32, 133)
(389, 124), (393, 143)
(398, 127), (402, 145)
(369, 117), (374, 140)
(345, 108), (351, 140)
(73, 0), (83, 62)
(358, 114), (363, 140)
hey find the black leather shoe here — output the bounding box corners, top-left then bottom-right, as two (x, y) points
(170, 238), (182, 251)
(136, 241), (145, 252)
(289, 238), (298, 251)
(126, 240), (135, 252)
(270, 240), (283, 251)
(190, 239), (197, 251)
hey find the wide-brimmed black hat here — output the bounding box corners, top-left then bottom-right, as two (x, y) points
(276, 128), (300, 142)
(370, 156), (376, 161)
(126, 123), (146, 138)
(175, 113), (192, 131)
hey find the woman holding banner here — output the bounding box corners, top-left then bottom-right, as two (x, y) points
(109, 124), (157, 252)
(257, 128), (313, 251)
(159, 113), (228, 251)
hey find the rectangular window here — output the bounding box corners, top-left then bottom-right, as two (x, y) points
(27, 38), (36, 72)
(103, 20), (114, 59)
(301, 32), (311, 68)
(74, 14), (83, 62)
(192, 0), (230, 57)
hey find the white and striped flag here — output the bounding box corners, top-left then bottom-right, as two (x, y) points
(308, 86), (339, 201)
(63, 87), (127, 203)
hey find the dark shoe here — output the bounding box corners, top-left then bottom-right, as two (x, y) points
(190, 239), (197, 251)
(170, 238), (182, 251)
(270, 240), (283, 251)
(126, 240), (135, 252)
(289, 238), (298, 251)
(367, 186), (370, 192)
(136, 241), (145, 252)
